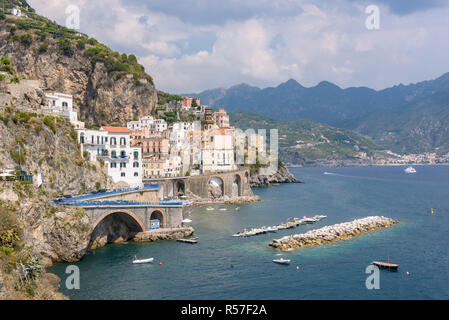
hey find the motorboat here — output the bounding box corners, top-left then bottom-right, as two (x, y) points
(132, 257), (154, 264)
(206, 207), (214, 211)
(219, 208), (227, 211)
(313, 215), (327, 220)
(302, 216), (318, 223)
(404, 166), (416, 174)
(273, 258), (291, 265)
(265, 226), (278, 233)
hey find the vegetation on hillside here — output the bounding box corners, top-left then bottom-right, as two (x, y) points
(0, 0), (153, 84)
(231, 112), (382, 164)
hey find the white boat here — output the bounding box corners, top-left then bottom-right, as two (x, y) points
(313, 215), (327, 220)
(404, 166), (416, 174)
(302, 216), (318, 223)
(265, 226), (278, 233)
(182, 218), (192, 223)
(132, 257), (154, 264)
(219, 208), (227, 211)
(206, 207), (214, 211)
(273, 258), (291, 265)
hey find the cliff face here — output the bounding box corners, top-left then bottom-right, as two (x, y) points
(0, 22), (157, 126)
(250, 164), (301, 188)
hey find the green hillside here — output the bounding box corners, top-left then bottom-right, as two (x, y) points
(349, 91), (449, 155)
(230, 112), (383, 165)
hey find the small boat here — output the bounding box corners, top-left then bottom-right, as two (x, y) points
(133, 256), (154, 264)
(206, 207), (214, 211)
(235, 207), (240, 211)
(371, 261), (399, 271)
(313, 214), (327, 220)
(182, 218), (192, 223)
(404, 166), (416, 174)
(176, 238), (198, 244)
(265, 226), (278, 233)
(273, 258), (291, 265)
(219, 208), (227, 211)
(302, 216), (318, 223)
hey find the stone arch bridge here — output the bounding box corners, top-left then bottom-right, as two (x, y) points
(144, 168), (252, 199)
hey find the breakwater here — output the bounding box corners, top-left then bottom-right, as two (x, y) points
(269, 216), (398, 251)
(132, 227), (194, 242)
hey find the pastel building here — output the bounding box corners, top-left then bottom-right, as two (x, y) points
(78, 126), (142, 187)
(213, 108), (230, 128)
(182, 97), (200, 109)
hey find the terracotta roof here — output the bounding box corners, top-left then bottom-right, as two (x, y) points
(101, 126), (130, 133)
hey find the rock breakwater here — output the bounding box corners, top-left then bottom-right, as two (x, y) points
(269, 216), (398, 251)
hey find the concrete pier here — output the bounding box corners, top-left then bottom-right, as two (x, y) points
(269, 216), (398, 251)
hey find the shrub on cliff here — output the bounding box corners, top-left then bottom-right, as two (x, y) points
(58, 38), (73, 57)
(0, 207), (23, 250)
(20, 33), (33, 46)
(38, 42), (48, 53)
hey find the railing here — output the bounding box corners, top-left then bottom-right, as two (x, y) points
(62, 200), (188, 207)
(61, 185), (160, 202)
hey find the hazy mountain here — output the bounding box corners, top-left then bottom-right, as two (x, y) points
(347, 91), (449, 155)
(184, 72), (449, 126)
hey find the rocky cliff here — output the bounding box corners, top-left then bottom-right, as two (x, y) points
(0, 17), (157, 126)
(250, 163), (301, 188)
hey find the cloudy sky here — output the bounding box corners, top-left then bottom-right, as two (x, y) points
(27, 0), (449, 93)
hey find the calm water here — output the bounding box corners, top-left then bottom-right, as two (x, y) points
(50, 165), (449, 299)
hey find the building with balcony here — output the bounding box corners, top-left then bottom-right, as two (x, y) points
(78, 126), (142, 187)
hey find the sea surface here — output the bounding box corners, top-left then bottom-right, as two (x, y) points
(50, 165), (449, 299)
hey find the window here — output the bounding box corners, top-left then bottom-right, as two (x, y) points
(80, 135), (85, 144)
(134, 151), (139, 159)
(110, 137), (116, 145)
(111, 163), (117, 168)
(120, 162), (126, 168)
(120, 137), (126, 145)
(111, 151), (116, 158)
(133, 162), (139, 168)
(121, 173), (125, 177)
(120, 151), (126, 157)
(134, 172), (138, 177)
(62, 102), (68, 107)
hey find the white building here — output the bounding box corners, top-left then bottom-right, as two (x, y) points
(10, 8), (27, 17)
(42, 92), (84, 129)
(127, 116), (167, 132)
(78, 126), (142, 187)
(201, 128), (236, 173)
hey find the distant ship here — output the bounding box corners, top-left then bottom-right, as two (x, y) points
(404, 166), (416, 174)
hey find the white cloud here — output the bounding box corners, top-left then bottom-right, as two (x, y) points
(27, 0), (449, 93)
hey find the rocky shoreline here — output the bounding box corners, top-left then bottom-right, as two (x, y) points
(250, 164), (302, 188)
(269, 216), (398, 251)
(133, 227), (194, 242)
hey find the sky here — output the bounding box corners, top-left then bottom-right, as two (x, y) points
(27, 0), (449, 93)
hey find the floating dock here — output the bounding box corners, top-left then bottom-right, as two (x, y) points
(176, 237), (198, 244)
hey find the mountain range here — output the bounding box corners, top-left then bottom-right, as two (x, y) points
(184, 72), (449, 155)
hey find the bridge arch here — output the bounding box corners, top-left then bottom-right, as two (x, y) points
(232, 174), (242, 197)
(92, 209), (146, 232)
(208, 176), (224, 198)
(175, 179), (187, 197)
(150, 209), (165, 227)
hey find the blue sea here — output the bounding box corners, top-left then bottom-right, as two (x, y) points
(50, 165), (449, 299)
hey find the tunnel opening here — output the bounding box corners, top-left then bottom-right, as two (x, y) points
(89, 211), (145, 249)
